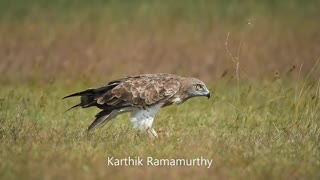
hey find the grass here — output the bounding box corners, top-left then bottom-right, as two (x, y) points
(0, 78), (319, 179)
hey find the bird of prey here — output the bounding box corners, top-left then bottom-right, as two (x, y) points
(63, 73), (210, 137)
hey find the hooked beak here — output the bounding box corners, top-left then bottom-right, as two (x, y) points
(206, 92), (211, 99)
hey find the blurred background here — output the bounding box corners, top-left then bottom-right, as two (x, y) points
(0, 0), (319, 84)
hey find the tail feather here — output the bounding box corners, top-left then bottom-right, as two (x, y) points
(63, 89), (96, 110)
(63, 83), (119, 111)
(80, 94), (96, 108)
(62, 89), (94, 99)
(64, 103), (81, 112)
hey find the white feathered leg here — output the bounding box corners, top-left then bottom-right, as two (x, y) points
(130, 103), (163, 138)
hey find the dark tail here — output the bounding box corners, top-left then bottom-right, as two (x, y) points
(63, 83), (119, 111)
(63, 88), (97, 111)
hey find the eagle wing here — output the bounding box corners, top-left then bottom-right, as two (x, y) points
(96, 73), (181, 108)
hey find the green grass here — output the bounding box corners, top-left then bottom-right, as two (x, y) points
(1, 79), (319, 179)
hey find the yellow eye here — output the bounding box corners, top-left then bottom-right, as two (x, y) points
(196, 84), (202, 90)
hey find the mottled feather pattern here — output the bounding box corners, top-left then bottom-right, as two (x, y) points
(101, 73), (181, 107)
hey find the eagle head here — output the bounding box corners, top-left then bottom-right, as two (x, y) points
(182, 78), (211, 100)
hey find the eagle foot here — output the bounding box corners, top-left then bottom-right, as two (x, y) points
(147, 128), (159, 138)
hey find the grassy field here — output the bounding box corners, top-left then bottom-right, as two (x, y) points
(1, 77), (320, 179)
(1, 0), (320, 179)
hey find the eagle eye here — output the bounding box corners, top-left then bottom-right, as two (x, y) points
(196, 84), (202, 91)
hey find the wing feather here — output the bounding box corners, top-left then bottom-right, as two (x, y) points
(65, 73), (182, 112)
(97, 73), (181, 108)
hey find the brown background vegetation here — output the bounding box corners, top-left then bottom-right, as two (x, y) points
(0, 1), (319, 84)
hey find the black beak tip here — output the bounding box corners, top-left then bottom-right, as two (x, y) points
(206, 93), (211, 99)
